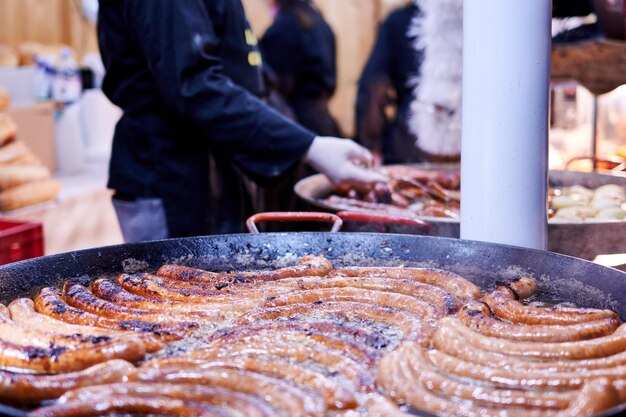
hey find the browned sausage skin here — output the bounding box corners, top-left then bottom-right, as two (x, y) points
(30, 395), (227, 417)
(483, 279), (618, 325)
(437, 316), (626, 360)
(330, 266), (481, 300)
(34, 287), (188, 341)
(458, 300), (620, 342)
(134, 366), (325, 417)
(0, 360), (135, 405)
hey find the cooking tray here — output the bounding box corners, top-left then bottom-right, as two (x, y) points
(0, 233), (625, 416)
(294, 165), (626, 260)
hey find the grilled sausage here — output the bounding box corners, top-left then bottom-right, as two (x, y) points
(30, 395), (226, 417)
(458, 300), (620, 342)
(135, 367), (326, 417)
(63, 284), (202, 327)
(0, 360), (135, 405)
(426, 348), (626, 390)
(263, 287), (444, 320)
(434, 322), (626, 372)
(0, 333), (146, 374)
(272, 276), (459, 314)
(207, 324), (377, 366)
(142, 357), (357, 410)
(437, 316), (626, 360)
(379, 343), (620, 417)
(387, 343), (574, 410)
(34, 287), (189, 340)
(329, 266), (481, 300)
(8, 298), (131, 339)
(235, 301), (434, 347)
(157, 255), (333, 285)
(360, 394), (414, 417)
(146, 339), (374, 394)
(116, 273), (284, 309)
(58, 383), (277, 417)
(482, 284), (619, 325)
(90, 279), (231, 320)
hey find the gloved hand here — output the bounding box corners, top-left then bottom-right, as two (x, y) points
(304, 137), (389, 186)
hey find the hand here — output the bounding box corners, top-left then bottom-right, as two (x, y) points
(304, 137), (389, 186)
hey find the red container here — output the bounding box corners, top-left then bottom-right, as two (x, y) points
(0, 220), (44, 265)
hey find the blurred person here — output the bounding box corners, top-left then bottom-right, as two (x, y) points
(260, 0), (341, 137)
(356, 2), (425, 164)
(98, 1), (383, 242)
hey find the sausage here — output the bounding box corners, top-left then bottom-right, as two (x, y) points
(90, 279), (231, 320)
(482, 284), (619, 325)
(555, 379), (619, 417)
(426, 348), (626, 390)
(58, 383), (277, 417)
(234, 301), (434, 348)
(115, 273), (283, 309)
(8, 298), (163, 354)
(63, 284), (202, 329)
(157, 255), (333, 285)
(34, 287), (189, 341)
(437, 316), (626, 360)
(0, 303), (103, 348)
(30, 395), (226, 417)
(506, 276), (540, 299)
(142, 357), (357, 410)
(263, 287), (444, 320)
(458, 300), (620, 342)
(8, 298), (131, 339)
(360, 394), (414, 417)
(0, 332), (146, 374)
(385, 343), (574, 410)
(146, 339), (374, 394)
(434, 322), (626, 373)
(377, 343), (549, 417)
(329, 266), (481, 300)
(207, 324), (377, 366)
(268, 276), (459, 314)
(134, 366), (326, 417)
(0, 359), (135, 405)
(378, 343), (619, 417)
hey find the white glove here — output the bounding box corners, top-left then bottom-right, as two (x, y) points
(304, 137), (388, 186)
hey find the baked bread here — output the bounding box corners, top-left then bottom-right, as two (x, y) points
(0, 152), (40, 167)
(0, 165), (51, 191)
(0, 87), (9, 111)
(0, 178), (60, 211)
(0, 140), (29, 164)
(0, 114), (17, 146)
(0, 45), (18, 68)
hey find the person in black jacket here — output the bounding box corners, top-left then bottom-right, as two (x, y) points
(355, 3), (424, 165)
(98, 1), (382, 241)
(260, 0), (341, 137)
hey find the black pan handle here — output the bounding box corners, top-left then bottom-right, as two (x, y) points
(246, 212), (343, 234)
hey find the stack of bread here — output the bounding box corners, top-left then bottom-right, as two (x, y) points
(0, 113), (60, 211)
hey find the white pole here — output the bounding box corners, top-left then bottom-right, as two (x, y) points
(461, 0), (551, 250)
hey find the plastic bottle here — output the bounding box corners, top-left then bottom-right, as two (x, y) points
(52, 48), (82, 104)
(33, 54), (54, 101)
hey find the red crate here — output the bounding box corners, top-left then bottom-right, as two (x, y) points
(0, 220), (44, 265)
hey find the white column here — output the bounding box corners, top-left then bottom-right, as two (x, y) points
(461, 0), (551, 250)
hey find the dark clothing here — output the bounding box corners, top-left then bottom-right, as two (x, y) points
(98, 0), (315, 237)
(553, 0), (594, 18)
(356, 5), (423, 164)
(260, 4), (341, 136)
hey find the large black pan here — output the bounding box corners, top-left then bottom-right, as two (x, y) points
(294, 166), (626, 260)
(0, 233), (625, 416)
